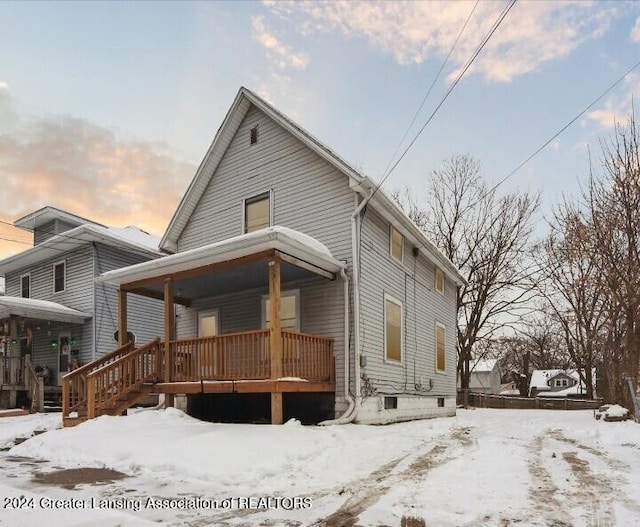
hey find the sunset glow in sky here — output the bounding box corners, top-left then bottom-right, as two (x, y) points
(1, 1), (640, 258)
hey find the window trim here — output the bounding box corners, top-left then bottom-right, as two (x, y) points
(53, 260), (66, 294)
(383, 293), (403, 364)
(389, 226), (404, 264)
(261, 289), (301, 331)
(197, 309), (220, 337)
(20, 273), (31, 298)
(435, 321), (446, 373)
(241, 189), (273, 234)
(435, 267), (445, 295)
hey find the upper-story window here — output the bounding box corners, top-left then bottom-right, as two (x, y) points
(20, 274), (30, 298)
(244, 191), (271, 233)
(390, 226), (404, 263)
(53, 261), (66, 293)
(250, 125), (259, 145)
(435, 267), (445, 294)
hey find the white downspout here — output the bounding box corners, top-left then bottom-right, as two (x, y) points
(320, 189), (374, 425)
(319, 268), (353, 425)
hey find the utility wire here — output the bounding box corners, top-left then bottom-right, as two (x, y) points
(467, 57), (640, 207)
(381, 0), (481, 179)
(369, 0), (517, 202)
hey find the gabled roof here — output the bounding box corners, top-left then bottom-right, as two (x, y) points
(14, 206), (105, 232)
(159, 87), (465, 285)
(471, 358), (499, 373)
(0, 224), (162, 277)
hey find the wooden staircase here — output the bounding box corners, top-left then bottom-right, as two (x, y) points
(62, 338), (161, 427)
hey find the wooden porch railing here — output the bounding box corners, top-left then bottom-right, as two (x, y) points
(282, 330), (335, 382)
(62, 341), (134, 418)
(170, 329), (271, 381)
(86, 338), (161, 419)
(168, 329), (334, 382)
(0, 356), (25, 386)
(24, 355), (44, 413)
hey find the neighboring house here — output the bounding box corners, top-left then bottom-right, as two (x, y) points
(65, 86), (465, 427)
(467, 358), (502, 395)
(528, 369), (597, 398)
(0, 206), (164, 409)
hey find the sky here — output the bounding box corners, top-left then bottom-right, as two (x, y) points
(1, 1), (640, 260)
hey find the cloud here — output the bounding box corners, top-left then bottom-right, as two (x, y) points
(0, 81), (8, 91)
(631, 16), (640, 42)
(251, 15), (309, 70)
(266, 1), (617, 82)
(585, 73), (640, 128)
(0, 91), (196, 258)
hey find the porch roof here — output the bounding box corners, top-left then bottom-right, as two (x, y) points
(0, 296), (91, 324)
(97, 227), (346, 296)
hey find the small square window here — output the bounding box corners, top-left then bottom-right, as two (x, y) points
(53, 261), (65, 293)
(384, 396), (398, 409)
(435, 268), (445, 294)
(244, 192), (270, 233)
(390, 226), (404, 263)
(250, 125), (258, 145)
(20, 274), (30, 298)
(437, 397), (445, 408)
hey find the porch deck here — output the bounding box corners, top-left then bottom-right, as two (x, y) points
(62, 329), (334, 425)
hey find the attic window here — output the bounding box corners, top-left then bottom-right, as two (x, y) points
(250, 125), (258, 145)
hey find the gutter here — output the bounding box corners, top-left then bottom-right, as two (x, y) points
(321, 190), (374, 425)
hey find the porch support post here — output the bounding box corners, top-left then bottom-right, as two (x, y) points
(164, 278), (175, 407)
(117, 290), (128, 347)
(269, 257), (283, 425)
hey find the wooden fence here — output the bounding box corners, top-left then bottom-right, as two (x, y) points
(466, 392), (602, 410)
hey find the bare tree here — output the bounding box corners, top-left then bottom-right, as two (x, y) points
(396, 154), (540, 394)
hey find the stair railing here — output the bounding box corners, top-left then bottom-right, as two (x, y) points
(62, 341), (135, 418)
(86, 338), (161, 418)
(24, 355), (44, 412)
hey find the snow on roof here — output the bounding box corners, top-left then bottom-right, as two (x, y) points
(98, 226), (344, 287)
(471, 358), (499, 373)
(529, 368), (597, 397)
(101, 225), (160, 252)
(0, 296), (91, 324)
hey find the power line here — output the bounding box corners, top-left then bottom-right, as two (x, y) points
(381, 0), (481, 179)
(469, 57), (640, 208)
(369, 0), (517, 202)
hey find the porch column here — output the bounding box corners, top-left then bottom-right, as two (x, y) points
(269, 258), (283, 425)
(117, 290), (128, 347)
(164, 278), (175, 407)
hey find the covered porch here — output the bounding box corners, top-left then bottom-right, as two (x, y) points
(0, 297), (91, 410)
(94, 227), (346, 424)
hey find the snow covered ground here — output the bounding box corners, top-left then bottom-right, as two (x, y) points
(1, 408), (639, 526)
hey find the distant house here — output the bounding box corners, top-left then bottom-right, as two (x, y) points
(467, 358), (502, 395)
(0, 206), (164, 410)
(528, 369), (596, 398)
(62, 86), (466, 427)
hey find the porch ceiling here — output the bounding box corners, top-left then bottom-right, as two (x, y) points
(129, 257), (321, 304)
(0, 296), (91, 324)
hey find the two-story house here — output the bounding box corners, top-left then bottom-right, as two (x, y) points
(63, 87), (465, 426)
(0, 206), (164, 410)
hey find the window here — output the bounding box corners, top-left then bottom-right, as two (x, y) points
(20, 274), (30, 298)
(436, 322), (446, 372)
(555, 379), (562, 387)
(53, 261), (66, 293)
(244, 192), (271, 233)
(198, 310), (219, 337)
(435, 268), (445, 294)
(384, 396), (398, 409)
(263, 290), (299, 330)
(384, 295), (403, 362)
(437, 397), (445, 408)
(390, 226), (404, 263)
(250, 125), (258, 145)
